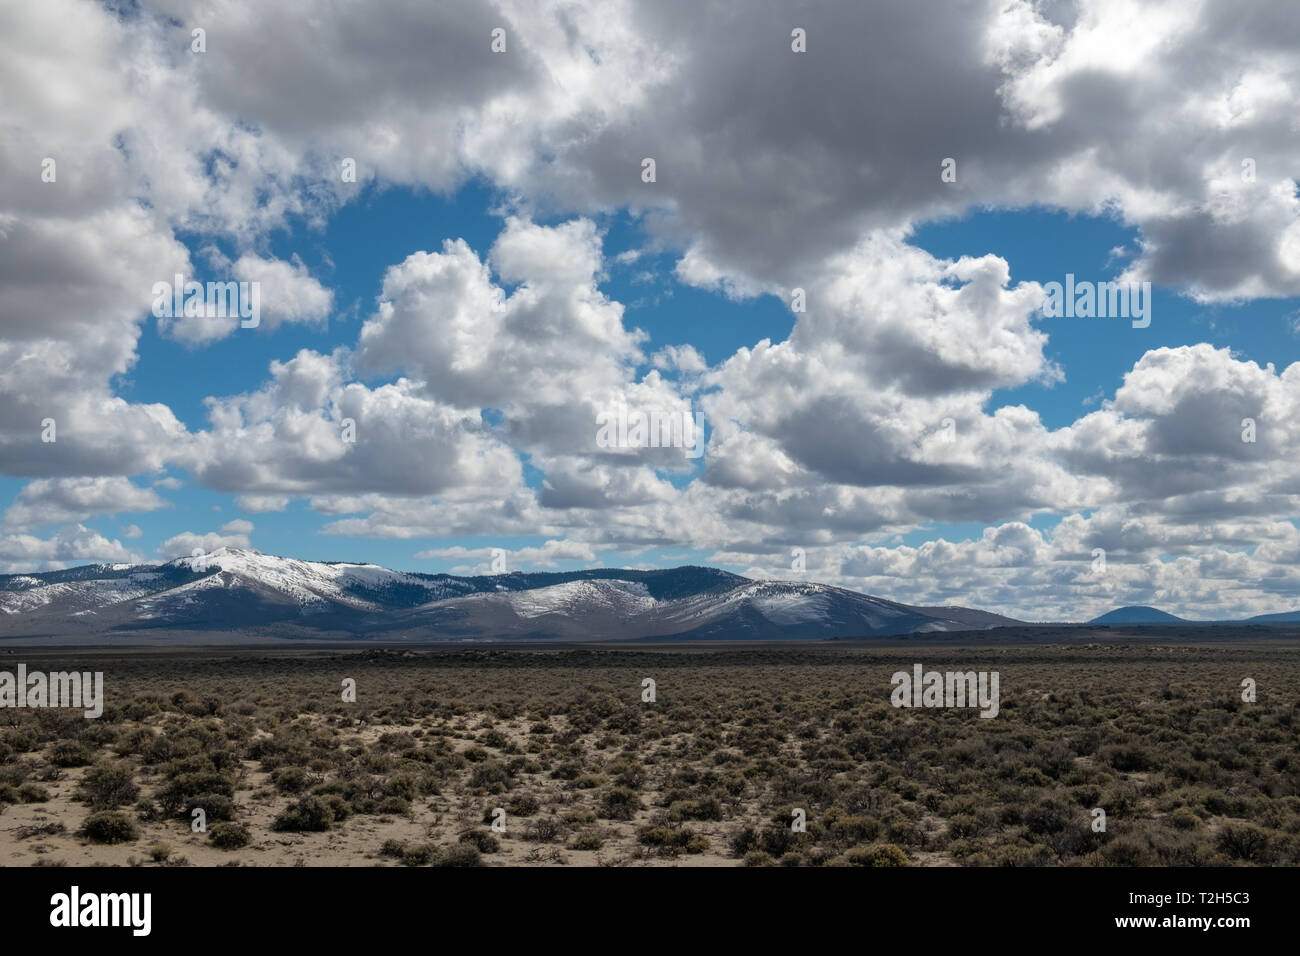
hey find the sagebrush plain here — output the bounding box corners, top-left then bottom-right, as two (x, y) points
(1, 639), (1297, 867)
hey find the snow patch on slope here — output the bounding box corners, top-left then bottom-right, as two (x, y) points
(0, 578), (161, 615)
(752, 590), (834, 625)
(166, 548), (424, 610)
(503, 579), (657, 619)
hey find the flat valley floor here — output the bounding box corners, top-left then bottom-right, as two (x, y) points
(0, 640), (1297, 867)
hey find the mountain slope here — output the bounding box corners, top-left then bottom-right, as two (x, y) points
(0, 548), (1019, 641)
(1243, 610), (1300, 624)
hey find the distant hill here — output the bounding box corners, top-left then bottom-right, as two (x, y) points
(1088, 605), (1187, 625)
(1242, 610), (1300, 624)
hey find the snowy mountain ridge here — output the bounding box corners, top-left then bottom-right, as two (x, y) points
(0, 547), (1023, 641)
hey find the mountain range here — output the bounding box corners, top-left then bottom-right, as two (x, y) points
(0, 548), (1020, 642)
(0, 549), (1295, 643)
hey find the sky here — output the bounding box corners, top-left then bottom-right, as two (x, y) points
(2, 0), (1300, 621)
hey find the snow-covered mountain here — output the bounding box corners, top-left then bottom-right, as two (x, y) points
(0, 548), (1022, 641)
